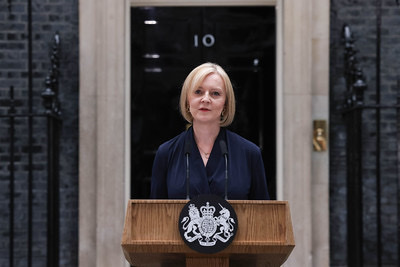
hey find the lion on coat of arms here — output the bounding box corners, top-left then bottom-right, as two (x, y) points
(180, 202), (235, 246)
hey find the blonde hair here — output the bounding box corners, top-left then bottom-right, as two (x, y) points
(179, 62), (236, 127)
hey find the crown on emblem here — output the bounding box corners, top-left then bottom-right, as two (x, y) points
(200, 202), (216, 217)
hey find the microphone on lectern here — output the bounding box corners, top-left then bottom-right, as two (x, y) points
(178, 138), (238, 255)
(184, 138), (191, 200)
(219, 140), (229, 200)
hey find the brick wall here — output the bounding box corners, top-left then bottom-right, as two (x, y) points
(0, 0), (79, 266)
(330, 0), (400, 266)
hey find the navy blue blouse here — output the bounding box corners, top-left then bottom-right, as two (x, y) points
(150, 127), (269, 200)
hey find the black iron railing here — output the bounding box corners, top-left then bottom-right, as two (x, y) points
(342, 23), (400, 267)
(342, 24), (367, 267)
(0, 33), (61, 267)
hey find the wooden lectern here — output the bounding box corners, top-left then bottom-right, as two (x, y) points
(121, 200), (295, 267)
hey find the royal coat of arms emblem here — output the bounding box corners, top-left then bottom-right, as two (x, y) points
(178, 195), (238, 254)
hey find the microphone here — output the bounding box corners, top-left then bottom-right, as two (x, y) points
(184, 138), (191, 200)
(219, 140), (228, 200)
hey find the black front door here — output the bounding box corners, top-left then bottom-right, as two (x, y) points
(130, 6), (276, 199)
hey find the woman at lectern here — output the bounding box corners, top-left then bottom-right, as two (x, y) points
(150, 62), (269, 200)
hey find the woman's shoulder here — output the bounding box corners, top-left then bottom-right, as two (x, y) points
(225, 129), (261, 153)
(157, 130), (186, 153)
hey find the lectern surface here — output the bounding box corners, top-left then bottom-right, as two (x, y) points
(121, 200), (294, 267)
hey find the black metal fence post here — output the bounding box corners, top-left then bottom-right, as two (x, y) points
(397, 77), (400, 263)
(42, 33), (61, 267)
(342, 25), (367, 267)
(45, 107), (61, 267)
(27, 0), (34, 265)
(8, 86), (15, 267)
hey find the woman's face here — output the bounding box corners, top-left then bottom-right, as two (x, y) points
(188, 73), (226, 126)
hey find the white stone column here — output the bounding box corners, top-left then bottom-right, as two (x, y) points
(311, 0), (330, 266)
(280, 0), (313, 266)
(79, 0), (127, 266)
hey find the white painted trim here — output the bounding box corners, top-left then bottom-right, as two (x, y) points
(129, 0), (276, 6)
(124, 0), (131, 215)
(275, 0), (284, 200)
